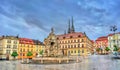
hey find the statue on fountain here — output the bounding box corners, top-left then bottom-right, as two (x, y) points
(43, 27), (63, 57)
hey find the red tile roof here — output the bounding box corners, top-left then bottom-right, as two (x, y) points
(108, 32), (120, 36)
(56, 32), (85, 39)
(96, 36), (108, 41)
(19, 38), (34, 44)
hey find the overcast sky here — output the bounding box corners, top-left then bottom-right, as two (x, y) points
(0, 0), (120, 41)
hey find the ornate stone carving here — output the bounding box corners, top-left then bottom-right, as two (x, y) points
(43, 28), (63, 57)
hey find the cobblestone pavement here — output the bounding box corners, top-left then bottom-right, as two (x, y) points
(0, 55), (120, 70)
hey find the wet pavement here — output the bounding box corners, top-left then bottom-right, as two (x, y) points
(0, 55), (120, 70)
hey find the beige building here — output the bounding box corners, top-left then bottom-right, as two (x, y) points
(108, 32), (120, 52)
(33, 40), (45, 57)
(0, 36), (19, 60)
(56, 17), (93, 56)
(57, 32), (93, 56)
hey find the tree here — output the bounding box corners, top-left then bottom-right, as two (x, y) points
(113, 45), (119, 56)
(113, 45), (119, 51)
(27, 51), (33, 63)
(105, 47), (110, 54)
(96, 48), (101, 54)
(27, 51), (33, 57)
(39, 50), (44, 55)
(11, 51), (18, 59)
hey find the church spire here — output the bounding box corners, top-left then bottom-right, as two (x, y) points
(71, 16), (75, 33)
(68, 19), (71, 33)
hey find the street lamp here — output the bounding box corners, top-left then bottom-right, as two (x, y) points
(110, 25), (117, 34)
(110, 25), (118, 53)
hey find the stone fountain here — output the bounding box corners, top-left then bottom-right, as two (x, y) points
(43, 28), (63, 57)
(32, 28), (74, 64)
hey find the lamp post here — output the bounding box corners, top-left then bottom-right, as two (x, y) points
(110, 25), (118, 53)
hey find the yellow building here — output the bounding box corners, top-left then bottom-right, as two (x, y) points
(0, 36), (19, 60)
(56, 17), (93, 56)
(33, 40), (45, 57)
(57, 32), (93, 56)
(18, 38), (36, 59)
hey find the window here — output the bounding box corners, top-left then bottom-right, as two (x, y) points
(65, 41), (67, 43)
(14, 41), (17, 44)
(82, 44), (84, 48)
(71, 45), (73, 48)
(20, 49), (22, 52)
(74, 40), (76, 43)
(7, 40), (11, 43)
(63, 37), (65, 39)
(23, 54), (25, 56)
(78, 39), (80, 42)
(27, 49), (29, 52)
(7, 45), (11, 48)
(13, 45), (17, 49)
(70, 36), (73, 38)
(74, 50), (76, 53)
(57, 38), (59, 40)
(78, 50), (80, 53)
(78, 35), (81, 37)
(81, 39), (84, 42)
(13, 50), (17, 52)
(68, 45), (70, 48)
(20, 53), (22, 56)
(78, 44), (80, 47)
(31, 49), (33, 52)
(82, 50), (84, 53)
(65, 45), (67, 48)
(62, 41), (64, 43)
(74, 45), (76, 48)
(68, 40), (70, 43)
(6, 50), (10, 54)
(23, 49), (25, 52)
(63, 45), (64, 48)
(71, 51), (73, 53)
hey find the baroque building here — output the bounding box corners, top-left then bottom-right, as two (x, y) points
(56, 17), (93, 56)
(18, 38), (36, 59)
(0, 36), (19, 60)
(108, 32), (120, 51)
(95, 36), (108, 54)
(33, 40), (45, 56)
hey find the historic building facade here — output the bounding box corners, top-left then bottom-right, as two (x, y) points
(56, 17), (93, 56)
(0, 36), (19, 60)
(108, 32), (120, 51)
(95, 36), (108, 54)
(33, 40), (45, 57)
(18, 38), (36, 59)
(57, 32), (93, 56)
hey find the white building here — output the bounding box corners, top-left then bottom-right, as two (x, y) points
(0, 36), (19, 60)
(108, 33), (120, 51)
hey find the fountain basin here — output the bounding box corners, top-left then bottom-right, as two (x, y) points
(32, 57), (74, 64)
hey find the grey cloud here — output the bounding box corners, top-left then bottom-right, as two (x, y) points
(24, 15), (49, 32)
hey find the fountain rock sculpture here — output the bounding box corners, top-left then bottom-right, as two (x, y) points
(43, 28), (63, 57)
